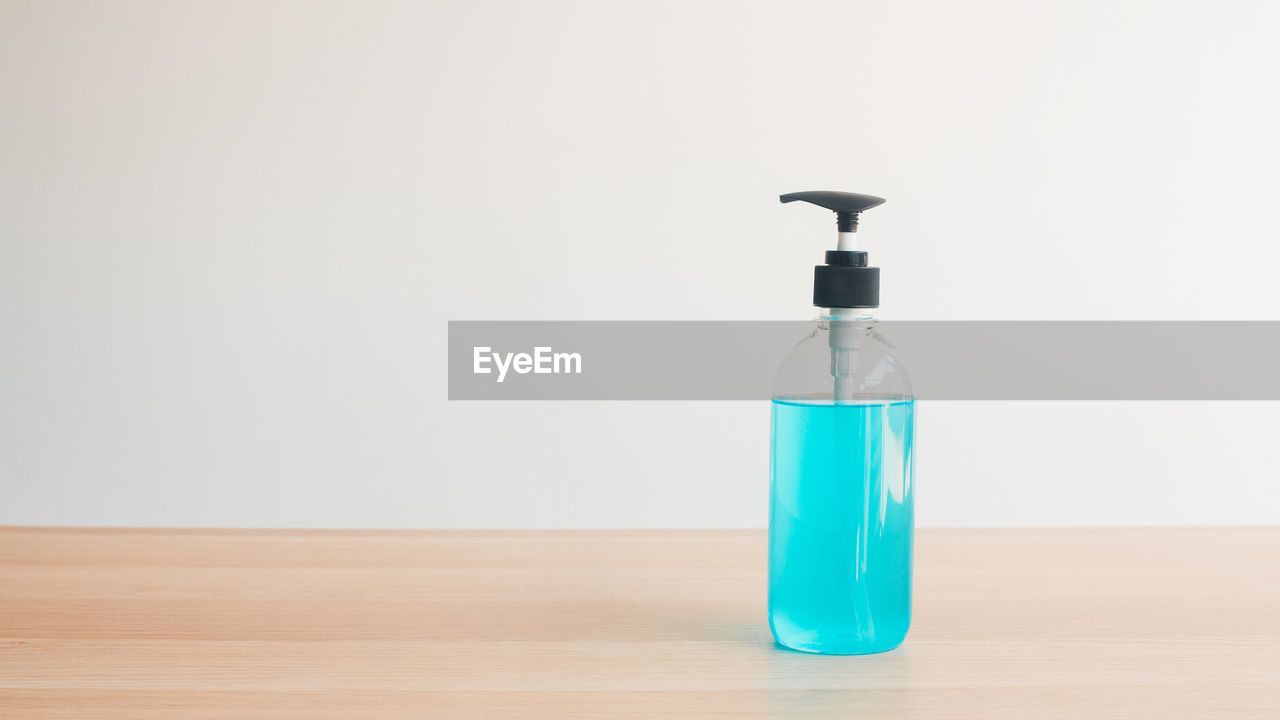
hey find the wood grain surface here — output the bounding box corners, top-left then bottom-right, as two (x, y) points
(1, 527), (1277, 718)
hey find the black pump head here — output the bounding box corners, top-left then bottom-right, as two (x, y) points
(780, 190), (887, 309)
(780, 191), (886, 232)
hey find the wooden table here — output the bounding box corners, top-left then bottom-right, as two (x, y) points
(1, 527), (1277, 718)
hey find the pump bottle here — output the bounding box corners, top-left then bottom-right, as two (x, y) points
(769, 191), (915, 655)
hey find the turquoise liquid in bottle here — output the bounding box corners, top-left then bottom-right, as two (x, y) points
(769, 397), (914, 654)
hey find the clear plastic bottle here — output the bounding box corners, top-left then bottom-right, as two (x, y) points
(769, 191), (914, 655)
(770, 311), (914, 654)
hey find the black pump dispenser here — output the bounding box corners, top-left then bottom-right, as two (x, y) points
(780, 191), (886, 309)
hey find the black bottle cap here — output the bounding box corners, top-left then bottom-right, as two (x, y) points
(780, 191), (886, 309)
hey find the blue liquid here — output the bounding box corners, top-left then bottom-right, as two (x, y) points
(769, 398), (914, 654)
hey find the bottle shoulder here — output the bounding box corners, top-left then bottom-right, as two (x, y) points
(772, 322), (914, 401)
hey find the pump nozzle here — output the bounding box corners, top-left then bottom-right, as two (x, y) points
(781, 190), (886, 309)
(780, 191), (886, 232)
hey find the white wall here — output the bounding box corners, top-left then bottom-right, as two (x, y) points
(2, 0), (1278, 528)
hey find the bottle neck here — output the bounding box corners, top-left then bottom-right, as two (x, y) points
(819, 307), (875, 322)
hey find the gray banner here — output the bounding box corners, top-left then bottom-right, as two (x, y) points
(448, 321), (1280, 400)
